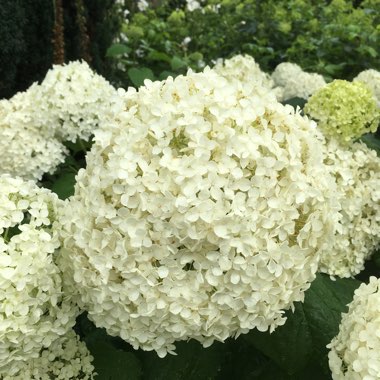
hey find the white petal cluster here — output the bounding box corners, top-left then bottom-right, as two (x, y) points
(319, 139), (380, 278)
(31, 61), (121, 143)
(328, 277), (380, 379)
(1, 330), (95, 380)
(271, 62), (326, 101)
(0, 61), (121, 181)
(186, 0), (201, 11)
(0, 88), (68, 181)
(213, 55), (282, 98)
(58, 67), (339, 357)
(0, 175), (78, 374)
(137, 0), (149, 11)
(354, 69), (380, 107)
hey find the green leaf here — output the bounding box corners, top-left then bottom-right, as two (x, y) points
(87, 341), (142, 380)
(360, 133), (380, 155)
(170, 56), (188, 71)
(141, 340), (224, 380)
(51, 171), (76, 200)
(302, 273), (360, 374)
(84, 326), (142, 380)
(244, 306), (313, 375)
(106, 43), (131, 57)
(147, 51), (172, 63)
(158, 70), (176, 80)
(282, 97), (307, 110)
(244, 274), (360, 377)
(127, 67), (155, 87)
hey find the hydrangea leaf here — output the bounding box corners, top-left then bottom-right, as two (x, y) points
(301, 274), (360, 373)
(244, 274), (360, 377)
(51, 170), (76, 200)
(127, 67), (155, 87)
(360, 133), (380, 155)
(106, 43), (131, 57)
(244, 305), (313, 375)
(141, 340), (224, 380)
(86, 340), (142, 380)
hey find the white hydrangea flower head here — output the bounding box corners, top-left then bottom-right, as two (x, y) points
(328, 277), (380, 379)
(354, 69), (380, 107)
(1, 330), (95, 380)
(0, 87), (68, 181)
(319, 139), (380, 278)
(37, 60), (121, 142)
(213, 55), (282, 98)
(186, 0), (201, 11)
(0, 175), (78, 374)
(0, 61), (122, 181)
(58, 68), (339, 357)
(137, 0), (149, 11)
(271, 62), (326, 101)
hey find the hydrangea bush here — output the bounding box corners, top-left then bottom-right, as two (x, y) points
(2, 330), (95, 380)
(57, 67), (340, 357)
(271, 62), (326, 102)
(0, 175), (79, 377)
(319, 139), (380, 278)
(354, 69), (380, 107)
(328, 277), (380, 379)
(0, 61), (121, 181)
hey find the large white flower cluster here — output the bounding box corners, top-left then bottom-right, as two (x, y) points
(271, 62), (326, 101)
(36, 61), (121, 143)
(0, 90), (67, 181)
(319, 139), (380, 278)
(213, 55), (282, 98)
(0, 61), (121, 181)
(2, 330), (95, 380)
(58, 67), (339, 357)
(328, 277), (380, 379)
(0, 175), (78, 375)
(354, 69), (380, 107)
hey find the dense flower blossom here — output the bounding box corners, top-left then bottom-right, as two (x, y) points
(328, 277), (380, 379)
(271, 62), (326, 101)
(0, 61), (121, 180)
(186, 0), (201, 11)
(36, 61), (121, 142)
(0, 88), (67, 181)
(213, 55), (281, 98)
(137, 0), (149, 12)
(304, 80), (380, 143)
(353, 69), (380, 107)
(58, 67), (339, 357)
(319, 139), (380, 278)
(0, 175), (78, 375)
(1, 330), (95, 380)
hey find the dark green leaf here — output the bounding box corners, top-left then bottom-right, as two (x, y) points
(158, 70), (176, 80)
(244, 306), (313, 375)
(83, 326), (142, 380)
(141, 340), (224, 380)
(51, 171), (76, 200)
(243, 274), (360, 377)
(147, 51), (172, 63)
(302, 273), (360, 373)
(170, 56), (188, 71)
(360, 133), (380, 155)
(87, 340), (142, 380)
(127, 67), (155, 87)
(282, 97), (307, 110)
(106, 43), (132, 57)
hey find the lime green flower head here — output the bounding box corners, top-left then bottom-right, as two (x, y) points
(304, 80), (380, 143)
